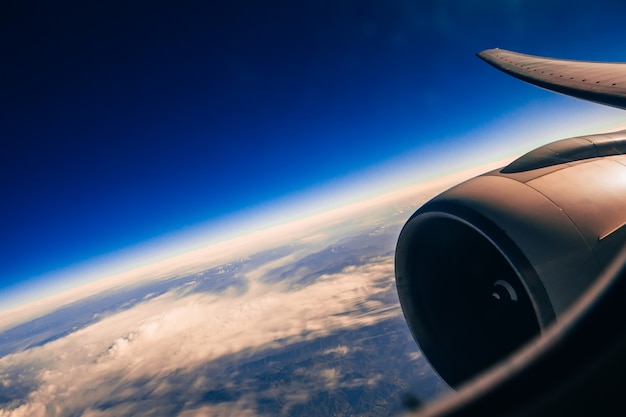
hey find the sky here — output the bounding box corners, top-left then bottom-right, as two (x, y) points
(3, 0), (626, 306)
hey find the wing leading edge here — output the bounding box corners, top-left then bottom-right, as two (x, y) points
(478, 48), (626, 110)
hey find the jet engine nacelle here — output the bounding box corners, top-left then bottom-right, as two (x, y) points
(395, 130), (626, 388)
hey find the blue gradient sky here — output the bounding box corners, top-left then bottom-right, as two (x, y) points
(3, 1), (626, 305)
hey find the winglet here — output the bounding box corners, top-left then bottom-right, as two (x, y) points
(478, 48), (626, 110)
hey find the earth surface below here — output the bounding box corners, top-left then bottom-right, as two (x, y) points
(0, 169), (488, 417)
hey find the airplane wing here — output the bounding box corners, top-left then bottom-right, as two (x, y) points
(478, 48), (626, 109)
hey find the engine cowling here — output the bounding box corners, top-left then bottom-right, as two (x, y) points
(395, 130), (626, 388)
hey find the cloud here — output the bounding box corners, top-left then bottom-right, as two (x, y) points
(243, 253), (299, 283)
(323, 345), (351, 356)
(318, 368), (341, 388)
(0, 256), (398, 416)
(176, 400), (263, 417)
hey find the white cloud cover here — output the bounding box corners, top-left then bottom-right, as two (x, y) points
(0, 256), (397, 416)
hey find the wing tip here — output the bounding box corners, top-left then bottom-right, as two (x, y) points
(476, 48), (507, 71)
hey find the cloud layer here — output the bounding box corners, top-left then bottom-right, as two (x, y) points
(0, 253), (414, 416)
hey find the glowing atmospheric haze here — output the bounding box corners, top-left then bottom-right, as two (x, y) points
(2, 98), (624, 316)
(0, 159), (505, 330)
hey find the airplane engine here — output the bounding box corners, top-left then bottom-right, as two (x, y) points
(395, 130), (626, 388)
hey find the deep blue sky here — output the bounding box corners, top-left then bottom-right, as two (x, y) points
(3, 0), (626, 304)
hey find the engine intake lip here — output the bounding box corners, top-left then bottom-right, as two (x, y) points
(395, 201), (555, 387)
